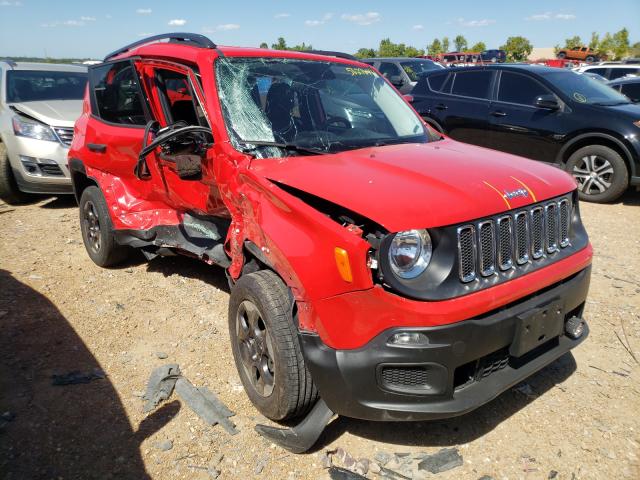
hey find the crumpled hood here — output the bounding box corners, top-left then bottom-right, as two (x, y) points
(10, 100), (83, 127)
(250, 140), (577, 232)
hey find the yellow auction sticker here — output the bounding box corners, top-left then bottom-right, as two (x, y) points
(346, 67), (376, 76)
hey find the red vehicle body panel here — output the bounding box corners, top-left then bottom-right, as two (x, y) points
(69, 42), (593, 350)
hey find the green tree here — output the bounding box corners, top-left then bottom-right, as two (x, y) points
(631, 41), (640, 57)
(598, 32), (616, 58)
(469, 41), (486, 52)
(291, 42), (313, 51)
(612, 27), (630, 59)
(378, 38), (404, 57)
(271, 37), (288, 50)
(355, 48), (376, 58)
(500, 36), (533, 62)
(427, 38), (443, 56)
(404, 46), (425, 57)
(259, 42), (269, 49)
(442, 37), (450, 53)
(589, 32), (599, 50)
(563, 35), (583, 49)
(454, 35), (468, 52)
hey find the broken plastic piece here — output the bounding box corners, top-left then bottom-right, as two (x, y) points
(51, 369), (106, 386)
(143, 364), (182, 413)
(174, 377), (238, 435)
(254, 398), (334, 453)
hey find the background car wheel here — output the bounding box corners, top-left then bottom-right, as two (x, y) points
(0, 143), (28, 205)
(585, 55), (595, 63)
(228, 270), (317, 421)
(566, 145), (628, 203)
(557, 51), (566, 59)
(79, 186), (129, 267)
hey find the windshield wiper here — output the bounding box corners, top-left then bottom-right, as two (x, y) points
(237, 140), (328, 156)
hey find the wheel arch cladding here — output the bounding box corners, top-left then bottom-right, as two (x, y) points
(68, 158), (98, 203)
(559, 133), (635, 177)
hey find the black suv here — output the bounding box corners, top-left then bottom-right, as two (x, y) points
(411, 65), (640, 202)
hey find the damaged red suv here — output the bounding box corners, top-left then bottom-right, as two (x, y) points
(69, 34), (592, 452)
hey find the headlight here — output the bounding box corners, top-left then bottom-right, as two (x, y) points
(12, 115), (57, 142)
(388, 229), (432, 279)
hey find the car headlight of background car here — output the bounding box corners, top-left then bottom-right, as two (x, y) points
(12, 115), (57, 142)
(388, 229), (433, 279)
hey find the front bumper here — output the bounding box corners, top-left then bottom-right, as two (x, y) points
(4, 134), (73, 194)
(301, 266), (590, 421)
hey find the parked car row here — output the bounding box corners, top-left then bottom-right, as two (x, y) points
(0, 60), (87, 203)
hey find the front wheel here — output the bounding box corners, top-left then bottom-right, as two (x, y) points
(0, 143), (28, 205)
(79, 186), (129, 267)
(566, 145), (628, 203)
(228, 270), (317, 421)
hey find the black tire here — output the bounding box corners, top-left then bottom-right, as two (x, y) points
(0, 143), (28, 205)
(585, 55), (595, 63)
(228, 270), (317, 421)
(557, 51), (567, 59)
(79, 186), (129, 267)
(566, 145), (629, 203)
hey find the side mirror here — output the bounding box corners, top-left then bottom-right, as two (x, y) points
(534, 94), (560, 110)
(389, 75), (404, 87)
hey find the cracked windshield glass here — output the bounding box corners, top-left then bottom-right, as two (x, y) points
(216, 58), (428, 157)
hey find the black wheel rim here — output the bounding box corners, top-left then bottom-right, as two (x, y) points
(236, 300), (275, 397)
(82, 200), (101, 253)
(572, 155), (614, 195)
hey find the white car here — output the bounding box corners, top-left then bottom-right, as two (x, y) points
(573, 63), (640, 81)
(0, 61), (87, 204)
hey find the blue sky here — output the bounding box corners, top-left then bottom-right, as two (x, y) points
(1, 0), (638, 58)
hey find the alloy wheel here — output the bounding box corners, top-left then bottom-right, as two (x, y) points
(82, 200), (102, 253)
(235, 300), (275, 397)
(572, 155), (614, 195)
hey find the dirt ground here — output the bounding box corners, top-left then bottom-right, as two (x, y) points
(1, 192), (639, 480)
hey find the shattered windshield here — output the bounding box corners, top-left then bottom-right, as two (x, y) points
(215, 57), (428, 157)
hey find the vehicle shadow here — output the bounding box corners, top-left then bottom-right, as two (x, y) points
(0, 269), (175, 479)
(316, 352), (577, 449)
(145, 255), (231, 293)
(39, 195), (77, 209)
(620, 189), (640, 206)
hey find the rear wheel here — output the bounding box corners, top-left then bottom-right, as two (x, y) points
(0, 143), (28, 205)
(585, 55), (595, 63)
(79, 186), (129, 267)
(566, 145), (628, 203)
(557, 51), (567, 59)
(228, 270), (317, 421)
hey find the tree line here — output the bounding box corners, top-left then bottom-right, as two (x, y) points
(261, 27), (638, 62)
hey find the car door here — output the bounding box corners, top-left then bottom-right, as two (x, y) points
(378, 62), (412, 93)
(431, 69), (495, 146)
(138, 60), (223, 214)
(487, 70), (566, 162)
(84, 60), (166, 204)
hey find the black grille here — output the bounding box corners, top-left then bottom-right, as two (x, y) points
(39, 164), (64, 176)
(478, 348), (510, 378)
(478, 221), (495, 276)
(53, 127), (74, 146)
(530, 207), (544, 259)
(546, 203), (558, 253)
(457, 226), (476, 282)
(456, 196), (572, 283)
(497, 216), (513, 270)
(515, 212), (529, 264)
(559, 199), (570, 247)
(381, 366), (429, 388)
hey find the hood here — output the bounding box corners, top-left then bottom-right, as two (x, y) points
(250, 140), (577, 232)
(10, 100), (83, 127)
(599, 102), (640, 118)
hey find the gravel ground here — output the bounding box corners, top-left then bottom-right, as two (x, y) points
(0, 192), (639, 480)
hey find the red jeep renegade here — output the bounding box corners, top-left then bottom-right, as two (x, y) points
(69, 34), (592, 452)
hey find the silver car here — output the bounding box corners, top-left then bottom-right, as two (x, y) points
(0, 61), (87, 203)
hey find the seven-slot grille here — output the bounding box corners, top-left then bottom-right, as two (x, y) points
(53, 127), (74, 146)
(457, 197), (572, 283)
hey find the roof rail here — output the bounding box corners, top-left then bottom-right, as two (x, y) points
(103, 32), (217, 61)
(0, 58), (17, 68)
(302, 50), (358, 61)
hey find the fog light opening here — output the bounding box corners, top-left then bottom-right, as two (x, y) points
(388, 332), (429, 347)
(565, 316), (585, 339)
